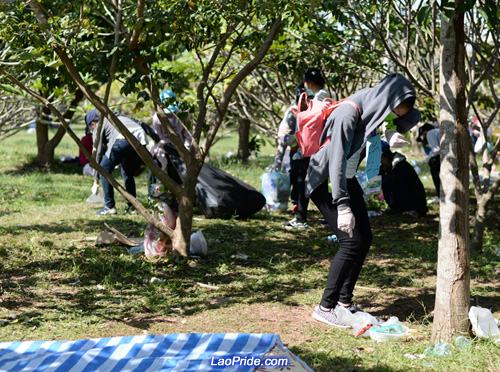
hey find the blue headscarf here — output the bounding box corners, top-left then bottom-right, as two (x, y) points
(381, 140), (391, 153)
(85, 109), (100, 129)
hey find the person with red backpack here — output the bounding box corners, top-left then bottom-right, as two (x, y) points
(307, 73), (421, 327)
(282, 68), (329, 230)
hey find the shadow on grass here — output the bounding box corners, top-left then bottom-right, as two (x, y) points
(1, 207), (499, 330)
(290, 345), (405, 372)
(0, 215), (146, 236)
(2, 157), (85, 177)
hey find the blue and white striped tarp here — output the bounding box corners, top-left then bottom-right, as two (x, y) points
(0, 333), (288, 372)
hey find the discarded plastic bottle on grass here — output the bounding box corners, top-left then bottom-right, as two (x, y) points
(327, 234), (338, 242)
(455, 336), (471, 349)
(150, 183), (166, 197)
(426, 342), (454, 356)
(435, 343), (454, 356)
(128, 243), (144, 255)
(367, 210), (379, 217)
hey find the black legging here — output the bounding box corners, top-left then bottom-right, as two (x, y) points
(295, 157), (310, 222)
(429, 155), (440, 197)
(310, 177), (373, 308)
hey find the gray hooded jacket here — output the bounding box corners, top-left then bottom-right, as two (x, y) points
(305, 73), (421, 208)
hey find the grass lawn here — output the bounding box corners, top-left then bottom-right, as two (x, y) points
(1, 128), (500, 371)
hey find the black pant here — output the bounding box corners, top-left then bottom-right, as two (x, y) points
(310, 178), (372, 307)
(100, 140), (141, 209)
(295, 157), (310, 222)
(429, 155), (440, 197)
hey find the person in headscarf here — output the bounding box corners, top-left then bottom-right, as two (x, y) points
(85, 109), (148, 215)
(307, 73), (420, 327)
(380, 141), (428, 218)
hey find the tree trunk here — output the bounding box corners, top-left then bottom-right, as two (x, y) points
(34, 91), (83, 168)
(238, 118), (251, 161)
(173, 194), (194, 258)
(171, 166), (199, 257)
(471, 198), (487, 253)
(35, 106), (54, 168)
(432, 1), (471, 341)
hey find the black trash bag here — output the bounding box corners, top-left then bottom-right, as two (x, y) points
(165, 147), (265, 219)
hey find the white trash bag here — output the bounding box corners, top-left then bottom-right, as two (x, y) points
(85, 190), (105, 204)
(469, 306), (500, 342)
(334, 305), (381, 337)
(190, 230), (208, 257)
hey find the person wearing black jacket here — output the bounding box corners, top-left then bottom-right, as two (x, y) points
(380, 143), (428, 218)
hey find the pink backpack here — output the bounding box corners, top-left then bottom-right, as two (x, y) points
(295, 93), (359, 157)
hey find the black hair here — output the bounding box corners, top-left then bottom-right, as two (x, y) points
(294, 83), (307, 104)
(400, 96), (415, 109)
(416, 123), (435, 142)
(302, 67), (326, 88)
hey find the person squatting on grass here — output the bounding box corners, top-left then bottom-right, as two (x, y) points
(306, 73), (421, 327)
(85, 109), (148, 216)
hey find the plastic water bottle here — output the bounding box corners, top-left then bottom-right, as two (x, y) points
(327, 234), (338, 242)
(367, 210), (379, 217)
(434, 343), (454, 356)
(128, 243), (144, 254)
(455, 336), (471, 349)
(150, 183), (166, 197)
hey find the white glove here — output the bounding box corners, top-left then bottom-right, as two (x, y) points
(91, 182), (99, 195)
(338, 207), (356, 238)
(385, 129), (410, 148)
(266, 162), (281, 172)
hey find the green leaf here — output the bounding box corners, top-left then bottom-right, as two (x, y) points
(457, 0), (475, 14)
(0, 84), (22, 95)
(477, 8), (489, 25)
(17, 52), (44, 61)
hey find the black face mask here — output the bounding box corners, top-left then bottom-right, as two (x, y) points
(394, 108), (421, 133)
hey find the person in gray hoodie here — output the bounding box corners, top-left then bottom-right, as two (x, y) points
(307, 73), (421, 327)
(85, 109), (148, 215)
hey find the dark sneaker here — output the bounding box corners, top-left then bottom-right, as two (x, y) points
(406, 210), (419, 218)
(318, 217), (329, 227)
(123, 206), (137, 215)
(339, 302), (364, 314)
(312, 306), (350, 328)
(283, 218), (308, 230)
(96, 207), (117, 216)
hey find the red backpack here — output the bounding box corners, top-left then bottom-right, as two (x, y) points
(295, 92), (359, 157)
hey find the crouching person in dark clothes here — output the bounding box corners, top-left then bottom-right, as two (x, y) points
(380, 141), (428, 218)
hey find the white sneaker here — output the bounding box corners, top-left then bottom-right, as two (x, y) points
(283, 218), (308, 230)
(96, 207), (117, 215)
(427, 197), (439, 204)
(312, 305), (350, 328)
